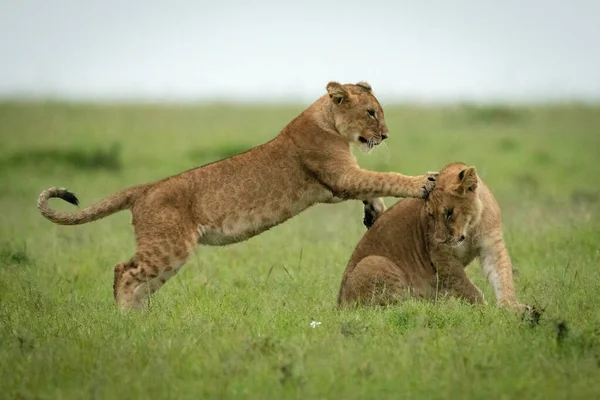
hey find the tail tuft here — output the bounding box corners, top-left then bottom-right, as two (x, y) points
(59, 190), (80, 207)
(38, 185), (142, 226)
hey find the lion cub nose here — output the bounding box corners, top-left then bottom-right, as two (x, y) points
(458, 235), (466, 242)
(381, 133), (388, 141)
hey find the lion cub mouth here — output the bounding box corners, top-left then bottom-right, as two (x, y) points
(445, 236), (467, 248)
(358, 136), (382, 150)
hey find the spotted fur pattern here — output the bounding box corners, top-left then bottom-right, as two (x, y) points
(38, 81), (437, 310)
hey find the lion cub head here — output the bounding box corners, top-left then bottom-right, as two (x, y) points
(326, 81), (389, 152)
(425, 163), (483, 247)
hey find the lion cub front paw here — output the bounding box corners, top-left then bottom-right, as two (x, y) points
(362, 198), (386, 229)
(420, 171), (438, 198)
(498, 298), (528, 311)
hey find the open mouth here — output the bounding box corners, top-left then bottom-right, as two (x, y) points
(358, 136), (380, 149)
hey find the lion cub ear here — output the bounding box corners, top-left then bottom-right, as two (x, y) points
(355, 81), (372, 92)
(457, 167), (478, 194)
(326, 82), (349, 105)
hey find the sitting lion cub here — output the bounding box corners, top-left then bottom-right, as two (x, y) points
(38, 81), (436, 310)
(338, 162), (525, 309)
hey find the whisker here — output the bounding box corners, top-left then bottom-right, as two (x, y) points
(368, 137), (376, 152)
(378, 141), (391, 164)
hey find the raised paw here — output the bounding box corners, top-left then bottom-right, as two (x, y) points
(362, 198), (386, 229)
(421, 171), (438, 198)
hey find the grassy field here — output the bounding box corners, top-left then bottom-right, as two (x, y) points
(1, 100), (599, 399)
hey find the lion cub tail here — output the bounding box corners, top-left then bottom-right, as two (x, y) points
(37, 185), (147, 226)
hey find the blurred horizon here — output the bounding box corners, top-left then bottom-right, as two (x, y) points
(1, 0), (599, 104)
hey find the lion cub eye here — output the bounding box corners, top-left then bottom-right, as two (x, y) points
(367, 109), (376, 117)
(445, 209), (454, 220)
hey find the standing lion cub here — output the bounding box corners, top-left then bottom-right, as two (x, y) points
(338, 162), (526, 310)
(38, 81), (436, 310)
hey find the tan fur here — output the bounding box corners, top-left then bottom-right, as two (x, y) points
(37, 81), (437, 310)
(338, 162), (525, 310)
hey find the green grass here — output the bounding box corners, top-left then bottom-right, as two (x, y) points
(1, 101), (599, 399)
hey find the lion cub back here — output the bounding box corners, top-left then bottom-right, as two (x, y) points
(338, 198), (436, 305)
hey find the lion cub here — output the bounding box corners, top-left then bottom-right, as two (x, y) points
(38, 81), (436, 310)
(338, 162), (525, 309)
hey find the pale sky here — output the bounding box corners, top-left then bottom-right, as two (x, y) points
(1, 0), (599, 102)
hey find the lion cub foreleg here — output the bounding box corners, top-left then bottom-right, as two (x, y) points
(432, 259), (486, 305)
(333, 169), (437, 200)
(479, 230), (525, 310)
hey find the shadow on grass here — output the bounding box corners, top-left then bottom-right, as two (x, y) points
(555, 321), (600, 366)
(219, 336), (305, 387)
(0, 143), (122, 172)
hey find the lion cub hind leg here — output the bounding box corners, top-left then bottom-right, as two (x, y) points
(113, 230), (197, 310)
(114, 249), (191, 310)
(339, 256), (420, 307)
